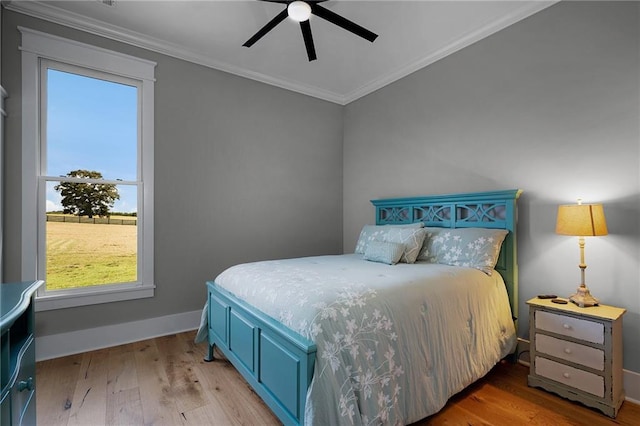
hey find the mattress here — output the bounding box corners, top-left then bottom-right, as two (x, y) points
(204, 254), (516, 425)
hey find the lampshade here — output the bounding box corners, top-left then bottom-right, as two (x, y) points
(288, 1), (312, 22)
(556, 203), (608, 237)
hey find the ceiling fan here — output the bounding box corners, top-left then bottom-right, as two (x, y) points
(243, 0), (378, 62)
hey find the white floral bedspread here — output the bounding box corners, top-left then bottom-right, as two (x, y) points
(210, 254), (516, 425)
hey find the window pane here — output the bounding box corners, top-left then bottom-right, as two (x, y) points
(45, 181), (138, 290)
(46, 68), (138, 181)
(46, 181), (138, 216)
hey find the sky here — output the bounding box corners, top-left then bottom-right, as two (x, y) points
(46, 68), (138, 213)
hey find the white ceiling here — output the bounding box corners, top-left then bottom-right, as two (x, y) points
(7, 0), (556, 104)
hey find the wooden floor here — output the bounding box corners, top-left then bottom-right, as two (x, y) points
(37, 331), (640, 425)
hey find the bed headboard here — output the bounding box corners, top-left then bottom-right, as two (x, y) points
(371, 189), (522, 324)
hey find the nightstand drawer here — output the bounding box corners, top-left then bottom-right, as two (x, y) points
(535, 310), (604, 344)
(535, 334), (604, 370)
(535, 357), (604, 397)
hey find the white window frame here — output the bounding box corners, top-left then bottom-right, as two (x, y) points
(20, 27), (156, 311)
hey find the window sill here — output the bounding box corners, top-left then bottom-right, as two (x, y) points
(35, 284), (155, 311)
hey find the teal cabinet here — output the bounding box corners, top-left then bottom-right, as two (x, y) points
(0, 281), (43, 426)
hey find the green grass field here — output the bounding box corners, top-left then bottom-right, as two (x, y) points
(46, 220), (137, 290)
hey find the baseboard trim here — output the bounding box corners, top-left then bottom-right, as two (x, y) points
(625, 369), (640, 404)
(35, 309), (202, 361)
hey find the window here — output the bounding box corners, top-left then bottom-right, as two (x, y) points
(20, 28), (156, 310)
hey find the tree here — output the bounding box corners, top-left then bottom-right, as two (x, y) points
(54, 170), (120, 218)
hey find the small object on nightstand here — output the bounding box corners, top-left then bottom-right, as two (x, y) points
(551, 298), (568, 304)
(537, 294), (557, 299)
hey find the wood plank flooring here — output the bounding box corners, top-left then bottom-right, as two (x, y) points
(37, 331), (640, 425)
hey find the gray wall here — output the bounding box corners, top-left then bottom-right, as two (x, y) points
(1, 11), (344, 336)
(2, 2), (639, 376)
(343, 1), (640, 373)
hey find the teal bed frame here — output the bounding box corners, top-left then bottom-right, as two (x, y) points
(205, 189), (521, 426)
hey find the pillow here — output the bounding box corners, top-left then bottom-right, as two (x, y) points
(417, 227), (508, 275)
(354, 222), (424, 254)
(364, 241), (405, 265)
(383, 227), (427, 264)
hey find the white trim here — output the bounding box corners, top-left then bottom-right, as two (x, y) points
(35, 284), (155, 312)
(8, 1), (342, 104)
(625, 369), (640, 404)
(20, 27), (155, 309)
(41, 176), (138, 186)
(19, 26), (156, 81)
(35, 309), (202, 361)
(343, 1), (557, 104)
(7, 1), (556, 105)
(21, 46), (39, 281)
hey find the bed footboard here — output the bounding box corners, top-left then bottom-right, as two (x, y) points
(205, 281), (317, 426)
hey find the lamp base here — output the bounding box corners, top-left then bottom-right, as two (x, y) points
(569, 284), (599, 308)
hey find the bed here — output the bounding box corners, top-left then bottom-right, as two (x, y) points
(198, 189), (522, 425)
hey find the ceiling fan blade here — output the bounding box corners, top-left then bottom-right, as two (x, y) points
(310, 3), (378, 43)
(300, 20), (317, 61)
(243, 8), (289, 47)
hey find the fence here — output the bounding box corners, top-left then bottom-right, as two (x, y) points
(46, 215), (137, 226)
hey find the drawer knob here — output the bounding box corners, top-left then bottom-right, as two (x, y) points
(563, 323), (571, 330)
(17, 377), (34, 392)
(563, 372), (571, 379)
(564, 348), (572, 354)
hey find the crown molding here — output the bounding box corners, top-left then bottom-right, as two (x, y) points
(6, 1), (346, 104)
(343, 1), (557, 104)
(7, 1), (556, 106)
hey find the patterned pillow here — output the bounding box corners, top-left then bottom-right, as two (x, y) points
(354, 223), (424, 254)
(417, 227), (508, 275)
(383, 227), (427, 264)
(364, 241), (405, 265)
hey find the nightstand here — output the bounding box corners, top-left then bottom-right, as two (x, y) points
(527, 297), (626, 418)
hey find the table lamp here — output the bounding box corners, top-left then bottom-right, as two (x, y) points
(555, 200), (608, 307)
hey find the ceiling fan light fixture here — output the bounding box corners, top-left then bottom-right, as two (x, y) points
(244, 0), (378, 61)
(288, 1), (311, 22)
